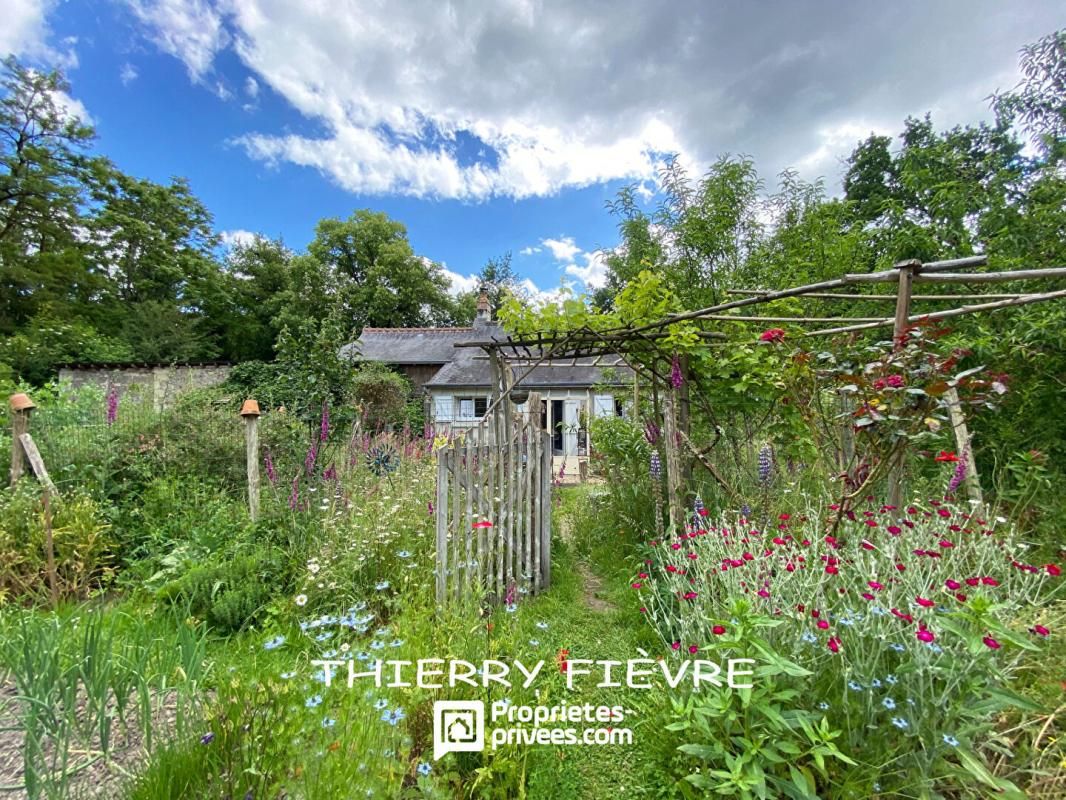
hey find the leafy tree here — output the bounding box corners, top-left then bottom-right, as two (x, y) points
(992, 29), (1066, 161)
(221, 235), (294, 361)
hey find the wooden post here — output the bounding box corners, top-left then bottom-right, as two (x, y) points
(241, 400), (261, 522)
(18, 434), (57, 495)
(944, 387), (983, 505)
(662, 389), (685, 534)
(539, 428), (552, 590)
(9, 393), (35, 486)
(888, 259), (920, 508)
(436, 446), (449, 604)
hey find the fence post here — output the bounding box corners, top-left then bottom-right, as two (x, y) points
(944, 387), (983, 505)
(662, 389), (685, 534)
(241, 399), (261, 522)
(888, 259), (920, 508)
(9, 393), (36, 487)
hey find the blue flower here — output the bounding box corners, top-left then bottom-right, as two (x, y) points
(374, 698), (388, 710)
(357, 651), (371, 662)
(305, 695), (323, 708)
(891, 717), (909, 729)
(280, 671), (296, 679)
(381, 708), (405, 726)
(928, 643), (943, 653)
(536, 621), (549, 630)
(529, 639), (539, 646)
(396, 550), (412, 558)
(375, 580), (390, 591)
(417, 762), (432, 776)
(801, 631), (817, 644)
(263, 635), (286, 650)
(200, 732), (215, 745)
(370, 640), (385, 650)
(315, 631), (333, 642)
(889, 643), (906, 652)
(870, 678), (882, 689)
(375, 627), (390, 635)
(389, 639), (404, 648)
(322, 649), (337, 659)
(505, 603), (517, 613)
(322, 717), (336, 728)
(942, 734), (959, 747)
(817, 702), (829, 710)
(848, 681), (864, 692)
(870, 606), (886, 616)
(882, 697), (896, 710)
(885, 674), (898, 685)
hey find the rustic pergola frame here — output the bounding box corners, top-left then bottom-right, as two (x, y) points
(456, 255), (1066, 522)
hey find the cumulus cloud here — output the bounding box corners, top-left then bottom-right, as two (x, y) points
(2, 0), (76, 66)
(124, 0), (228, 80)
(537, 236), (609, 289)
(219, 228), (258, 248)
(119, 63), (139, 85)
(438, 266), (481, 297)
(122, 0), (1061, 199)
(50, 89), (93, 125)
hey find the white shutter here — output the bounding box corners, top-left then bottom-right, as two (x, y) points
(434, 394), (454, 422)
(593, 394), (614, 418)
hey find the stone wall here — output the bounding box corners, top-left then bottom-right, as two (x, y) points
(58, 364), (232, 410)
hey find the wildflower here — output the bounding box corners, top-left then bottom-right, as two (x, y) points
(536, 621), (549, 630)
(688, 645), (698, 654)
(670, 354), (684, 388)
(916, 629), (935, 643)
(370, 640), (384, 650)
(320, 402), (330, 442)
(945, 579), (961, 590)
(529, 639), (540, 647)
(848, 681), (864, 692)
(882, 697), (896, 710)
(389, 639), (404, 648)
(631, 582), (642, 589)
(982, 635), (1001, 650)
(650, 451), (662, 480)
(396, 550), (412, 559)
(382, 707), (405, 725)
(947, 455), (967, 495)
(818, 702), (829, 710)
(643, 419), (660, 444)
(758, 444), (774, 484)
(374, 698), (388, 710)
(891, 717), (909, 729)
(305, 695), (323, 708)
(375, 581), (390, 591)
(315, 631), (333, 642)
(868, 581), (883, 591)
(870, 678), (882, 688)
(280, 671), (296, 679)
(671, 641), (681, 651)
(760, 327), (785, 343)
(916, 596), (934, 608)
(263, 448), (278, 485)
(935, 451), (960, 462)
(505, 603), (517, 613)
(263, 635), (286, 650)
(106, 386), (119, 425)
(800, 631), (817, 644)
(200, 732), (215, 745)
(1031, 624), (1050, 637)
(889, 643), (906, 652)
(942, 734), (960, 747)
(295, 594), (308, 607)
(322, 717), (336, 728)
(1046, 564), (1062, 577)
(417, 762), (432, 776)
(827, 636), (841, 653)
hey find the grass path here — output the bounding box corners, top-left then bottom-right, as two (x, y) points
(522, 487), (663, 799)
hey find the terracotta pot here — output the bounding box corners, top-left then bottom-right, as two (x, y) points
(9, 393), (36, 412)
(240, 398), (261, 417)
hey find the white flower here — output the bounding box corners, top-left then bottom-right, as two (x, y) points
(295, 594), (308, 607)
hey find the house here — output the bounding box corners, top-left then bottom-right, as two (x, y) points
(343, 294), (628, 456)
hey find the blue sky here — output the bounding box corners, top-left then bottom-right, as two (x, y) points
(4, 1), (1061, 298)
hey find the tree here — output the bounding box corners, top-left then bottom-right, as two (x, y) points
(993, 29), (1066, 161)
(0, 56), (102, 333)
(307, 209), (453, 331)
(221, 235), (294, 361)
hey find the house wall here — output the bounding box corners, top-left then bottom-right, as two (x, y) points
(397, 364), (443, 394)
(58, 365), (231, 411)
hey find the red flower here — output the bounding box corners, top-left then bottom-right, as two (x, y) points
(827, 636), (841, 653)
(982, 636), (1001, 650)
(760, 328), (786, 343)
(688, 645), (699, 654)
(965, 577), (979, 587)
(916, 596), (934, 608)
(825, 565), (839, 575)
(946, 579), (961, 590)
(682, 591), (698, 600)
(1031, 624), (1050, 637)
(671, 641), (681, 650)
(916, 627), (935, 643)
(981, 577), (999, 586)
(861, 592), (875, 601)
(935, 451), (960, 462)
(895, 563), (906, 572)
(939, 539), (955, 548)
(1046, 564), (1062, 577)
(638, 572), (648, 579)
(887, 525), (902, 535)
(712, 625), (726, 635)
(861, 540), (875, 551)
(816, 619), (829, 630)
(868, 581), (883, 591)
(631, 582), (642, 589)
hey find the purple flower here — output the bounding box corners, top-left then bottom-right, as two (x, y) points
(644, 420), (660, 445)
(304, 441), (318, 475)
(947, 453), (967, 495)
(319, 402), (330, 442)
(106, 387), (119, 426)
(288, 475), (300, 510)
(323, 462), (337, 482)
(200, 732), (215, 745)
(670, 355), (684, 389)
(758, 444), (774, 485)
(427, 501), (434, 516)
(263, 448), (277, 485)
(650, 451), (662, 480)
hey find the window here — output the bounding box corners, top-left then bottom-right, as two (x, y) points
(457, 396), (488, 419)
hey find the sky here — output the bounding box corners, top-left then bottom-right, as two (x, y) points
(3, 0), (1061, 299)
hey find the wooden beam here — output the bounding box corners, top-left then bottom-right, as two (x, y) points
(728, 290), (1036, 301)
(18, 433), (57, 495)
(803, 289), (1066, 337)
(708, 314), (887, 323)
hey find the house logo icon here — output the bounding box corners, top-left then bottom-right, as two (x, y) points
(433, 700), (485, 760)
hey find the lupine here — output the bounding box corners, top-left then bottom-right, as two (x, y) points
(650, 451), (662, 480)
(670, 355), (684, 389)
(644, 419), (660, 445)
(758, 444), (774, 485)
(106, 386), (119, 426)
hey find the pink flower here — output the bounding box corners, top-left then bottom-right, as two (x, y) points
(868, 581), (883, 591)
(887, 525), (902, 535)
(712, 625), (726, 635)
(760, 328), (786, 343)
(688, 644), (699, 654)
(965, 577), (980, 587)
(683, 591), (698, 600)
(982, 636), (1001, 650)
(827, 636), (841, 653)
(816, 619), (829, 630)
(671, 641), (681, 651)
(981, 577), (999, 586)
(946, 579), (961, 590)
(916, 627), (935, 643)
(631, 582), (642, 589)
(861, 592), (875, 601)
(1031, 624), (1050, 637)
(939, 539), (955, 549)
(916, 597), (934, 608)
(1046, 564), (1062, 577)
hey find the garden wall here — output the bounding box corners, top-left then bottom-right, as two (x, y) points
(58, 363), (232, 411)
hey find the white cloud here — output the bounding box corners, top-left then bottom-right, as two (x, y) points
(123, 0), (1062, 198)
(542, 237), (581, 262)
(119, 62), (139, 85)
(2, 0), (76, 66)
(519, 245), (541, 256)
(219, 228), (258, 248)
(244, 75), (258, 98)
(50, 89), (93, 125)
(124, 0), (228, 81)
(438, 266), (480, 296)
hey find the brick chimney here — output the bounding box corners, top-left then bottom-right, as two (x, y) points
(475, 290), (491, 325)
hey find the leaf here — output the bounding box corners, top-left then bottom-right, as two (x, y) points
(954, 747), (998, 789)
(984, 686), (1044, 713)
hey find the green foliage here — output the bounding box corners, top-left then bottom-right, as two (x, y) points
(351, 360), (412, 429)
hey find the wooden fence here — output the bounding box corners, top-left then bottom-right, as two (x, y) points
(435, 393), (552, 605)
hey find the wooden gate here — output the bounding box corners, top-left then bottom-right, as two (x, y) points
(435, 394), (552, 604)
